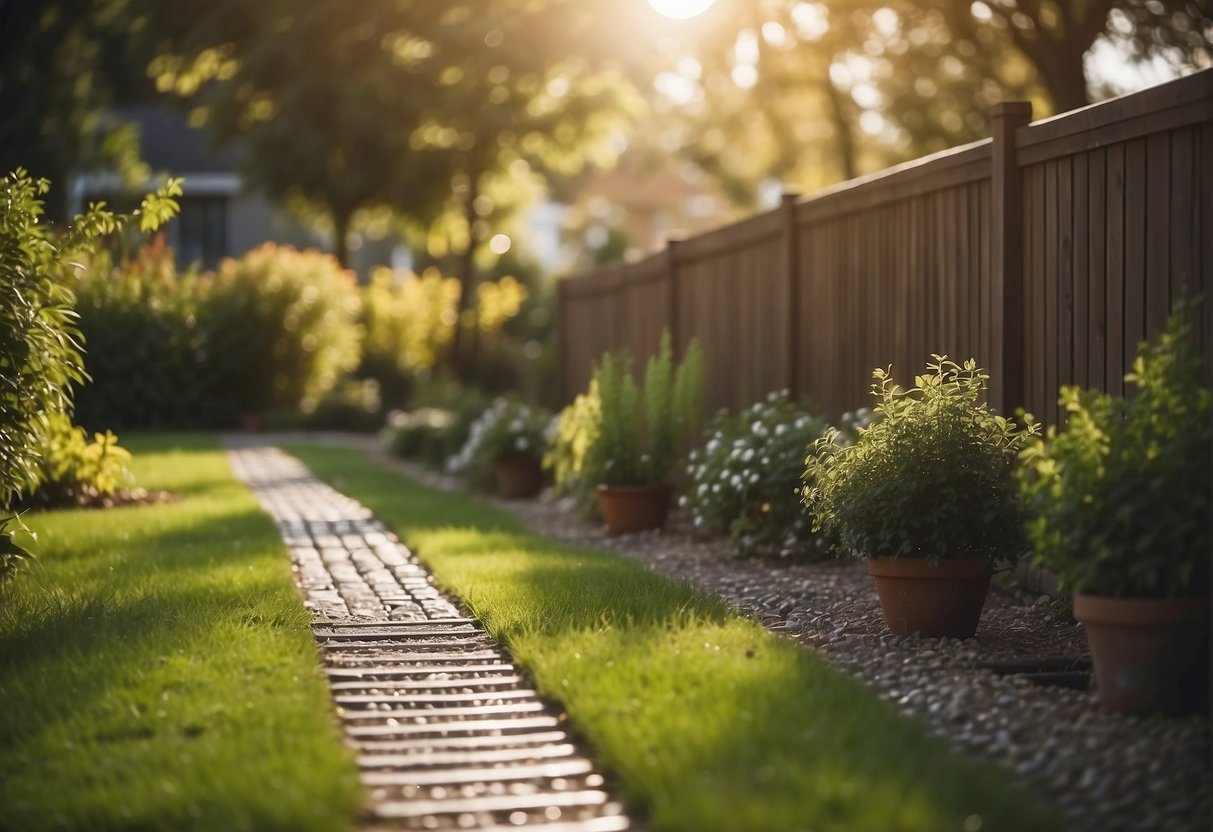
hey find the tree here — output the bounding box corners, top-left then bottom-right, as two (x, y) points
(146, 0), (640, 375)
(900, 1), (1212, 113)
(0, 1), (153, 219)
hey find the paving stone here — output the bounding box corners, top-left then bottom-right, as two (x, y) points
(226, 443), (628, 831)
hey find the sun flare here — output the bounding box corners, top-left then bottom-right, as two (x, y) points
(648, 0), (717, 20)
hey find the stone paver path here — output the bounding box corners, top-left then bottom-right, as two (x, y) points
(227, 444), (630, 832)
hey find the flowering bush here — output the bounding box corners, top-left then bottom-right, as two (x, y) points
(683, 391), (832, 557)
(446, 399), (550, 489)
(543, 381), (601, 514)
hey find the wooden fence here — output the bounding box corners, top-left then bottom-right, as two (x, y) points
(557, 70), (1213, 423)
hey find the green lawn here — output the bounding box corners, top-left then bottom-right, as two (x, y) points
(0, 434), (361, 832)
(290, 445), (1064, 832)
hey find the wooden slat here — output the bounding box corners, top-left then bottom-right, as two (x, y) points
(1106, 142), (1126, 398)
(1088, 147), (1108, 392)
(1124, 137), (1148, 377)
(1072, 153), (1090, 390)
(1057, 156), (1075, 404)
(1044, 160), (1059, 425)
(1145, 131), (1172, 332)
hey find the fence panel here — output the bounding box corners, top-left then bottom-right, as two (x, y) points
(558, 70), (1213, 422)
(674, 209), (788, 411)
(794, 142), (993, 410)
(1016, 72), (1213, 423)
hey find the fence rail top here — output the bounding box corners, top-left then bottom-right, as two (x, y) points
(795, 138), (992, 224)
(1016, 68), (1213, 151)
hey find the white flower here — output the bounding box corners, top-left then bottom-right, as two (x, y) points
(706, 439), (720, 454)
(742, 448), (755, 463)
(514, 436), (530, 451)
(774, 424), (787, 436)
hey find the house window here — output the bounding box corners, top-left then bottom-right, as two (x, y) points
(171, 196), (228, 270)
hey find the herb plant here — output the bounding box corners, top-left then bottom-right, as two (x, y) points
(592, 332), (703, 487)
(803, 357), (1039, 565)
(684, 391), (831, 557)
(1019, 309), (1211, 597)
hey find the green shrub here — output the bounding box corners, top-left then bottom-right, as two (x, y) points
(684, 392), (831, 557)
(383, 408), (457, 467)
(73, 241), (218, 429)
(803, 357), (1039, 566)
(208, 244), (362, 416)
(299, 379), (383, 433)
(74, 243), (363, 429)
(23, 412), (132, 507)
(1019, 309), (1211, 597)
(446, 399), (550, 489)
(591, 333), (703, 487)
(1, 170), (176, 504)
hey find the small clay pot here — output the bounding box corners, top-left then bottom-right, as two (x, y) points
(494, 455), (544, 499)
(596, 483), (674, 536)
(867, 556), (992, 638)
(1074, 593), (1209, 715)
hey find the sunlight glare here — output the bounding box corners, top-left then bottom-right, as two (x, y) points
(649, 0), (717, 20)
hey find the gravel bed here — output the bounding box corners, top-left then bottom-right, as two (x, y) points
(346, 446), (1210, 832)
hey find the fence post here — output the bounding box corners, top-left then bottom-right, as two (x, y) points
(666, 239), (682, 359)
(989, 101), (1032, 414)
(781, 192), (801, 397)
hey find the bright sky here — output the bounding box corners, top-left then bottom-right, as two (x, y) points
(648, 0), (717, 20)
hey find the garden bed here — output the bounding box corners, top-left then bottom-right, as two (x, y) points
(374, 448), (1210, 832)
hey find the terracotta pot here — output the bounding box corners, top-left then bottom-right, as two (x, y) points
(241, 412), (266, 433)
(494, 455), (544, 499)
(867, 556), (992, 638)
(596, 483), (674, 536)
(1074, 593), (1209, 715)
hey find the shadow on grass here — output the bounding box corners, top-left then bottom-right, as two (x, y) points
(289, 444), (1064, 832)
(0, 439), (358, 832)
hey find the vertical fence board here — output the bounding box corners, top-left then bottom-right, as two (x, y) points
(1106, 142), (1126, 398)
(1146, 132), (1172, 331)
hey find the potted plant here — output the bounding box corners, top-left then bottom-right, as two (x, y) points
(803, 357), (1039, 638)
(446, 399), (550, 498)
(589, 332), (703, 535)
(1019, 309), (1210, 714)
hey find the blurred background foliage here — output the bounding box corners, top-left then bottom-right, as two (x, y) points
(2, 0), (1209, 432)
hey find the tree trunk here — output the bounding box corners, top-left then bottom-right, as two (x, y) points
(332, 208), (351, 269)
(823, 79), (859, 181)
(1039, 43), (1092, 113)
(449, 175), (481, 380)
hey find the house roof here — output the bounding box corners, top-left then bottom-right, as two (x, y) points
(116, 105), (245, 175)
